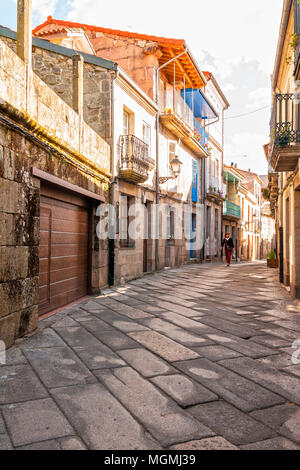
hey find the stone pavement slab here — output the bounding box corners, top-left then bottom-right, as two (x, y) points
(205, 331), (279, 358)
(92, 310), (150, 332)
(73, 345), (126, 370)
(51, 383), (161, 450)
(129, 331), (199, 362)
(175, 358), (285, 412)
(188, 401), (276, 445)
(53, 326), (103, 349)
(0, 434), (13, 450)
(19, 329), (65, 350)
(95, 367), (215, 447)
(3, 348), (27, 366)
(193, 345), (242, 362)
(198, 316), (263, 339)
(257, 353), (293, 369)
(119, 349), (176, 378)
(2, 398), (74, 447)
(250, 403), (300, 444)
(17, 436), (87, 450)
(23, 346), (96, 388)
(219, 357), (300, 405)
(170, 437), (239, 450)
(142, 318), (214, 347)
(151, 374), (217, 407)
(89, 330), (141, 351)
(17, 440), (62, 450)
(17, 436), (87, 451)
(250, 335), (290, 348)
(0, 364), (48, 404)
(2, 261), (300, 450)
(0, 415), (5, 434)
(283, 365), (300, 377)
(239, 437), (299, 450)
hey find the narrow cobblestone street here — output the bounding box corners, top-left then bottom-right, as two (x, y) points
(1, 262), (300, 450)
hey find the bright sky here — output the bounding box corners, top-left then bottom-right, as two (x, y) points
(2, 0), (284, 175)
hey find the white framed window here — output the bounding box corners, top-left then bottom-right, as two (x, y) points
(143, 122), (151, 153)
(168, 140), (177, 163)
(123, 110), (130, 136)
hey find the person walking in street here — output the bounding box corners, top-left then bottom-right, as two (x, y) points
(221, 232), (234, 267)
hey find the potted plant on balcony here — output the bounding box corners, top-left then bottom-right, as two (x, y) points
(276, 130), (290, 146)
(165, 106), (173, 115)
(218, 188), (225, 199)
(194, 129), (201, 142)
(262, 188), (270, 201)
(267, 250), (278, 268)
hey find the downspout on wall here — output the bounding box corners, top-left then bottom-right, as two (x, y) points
(108, 69), (119, 286)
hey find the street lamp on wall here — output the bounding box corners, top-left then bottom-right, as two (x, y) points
(159, 156), (183, 184)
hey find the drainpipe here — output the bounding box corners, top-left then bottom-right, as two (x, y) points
(154, 48), (188, 271)
(205, 116), (220, 128)
(108, 69), (119, 286)
(279, 226), (284, 283)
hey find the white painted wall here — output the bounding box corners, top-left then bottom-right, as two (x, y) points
(205, 80), (224, 147)
(113, 82), (156, 187)
(159, 134), (201, 201)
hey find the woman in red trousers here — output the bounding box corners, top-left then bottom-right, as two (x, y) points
(221, 233), (234, 267)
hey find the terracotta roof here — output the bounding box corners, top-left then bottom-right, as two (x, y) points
(234, 168), (263, 185)
(33, 16), (185, 46)
(263, 143), (270, 160)
(33, 17), (206, 89)
(203, 71), (212, 80)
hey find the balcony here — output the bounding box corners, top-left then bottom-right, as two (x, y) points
(159, 90), (209, 157)
(206, 176), (226, 201)
(269, 93), (300, 171)
(118, 135), (155, 183)
(223, 200), (241, 220)
(294, 0), (300, 78)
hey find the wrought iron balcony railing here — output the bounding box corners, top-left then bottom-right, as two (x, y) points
(118, 135), (155, 183)
(271, 93), (300, 146)
(269, 93), (300, 171)
(223, 200), (241, 220)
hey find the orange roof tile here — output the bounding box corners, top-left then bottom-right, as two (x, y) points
(203, 71), (212, 80)
(33, 16), (185, 46)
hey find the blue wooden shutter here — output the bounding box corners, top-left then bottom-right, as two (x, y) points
(192, 159), (198, 203)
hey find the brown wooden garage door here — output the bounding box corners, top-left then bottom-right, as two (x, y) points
(39, 183), (90, 316)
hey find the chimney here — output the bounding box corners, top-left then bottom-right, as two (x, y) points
(248, 168), (251, 172)
(17, 0), (32, 66)
(235, 163), (238, 168)
(72, 54), (84, 116)
(231, 162), (234, 167)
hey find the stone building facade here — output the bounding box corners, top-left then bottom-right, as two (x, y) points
(0, 32), (110, 347)
(267, 0), (300, 297)
(0, 25), (157, 285)
(33, 17), (222, 273)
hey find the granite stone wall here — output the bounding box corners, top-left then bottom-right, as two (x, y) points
(1, 36), (112, 145)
